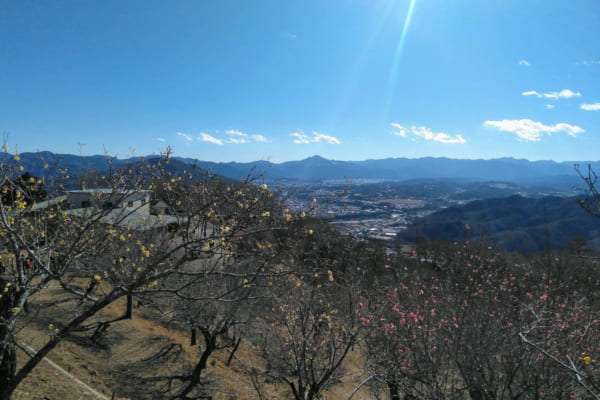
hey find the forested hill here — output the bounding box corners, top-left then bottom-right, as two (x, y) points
(399, 195), (600, 253)
(6, 151), (600, 184)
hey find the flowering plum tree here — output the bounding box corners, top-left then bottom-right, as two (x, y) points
(0, 149), (289, 399)
(360, 242), (576, 399)
(250, 221), (361, 400)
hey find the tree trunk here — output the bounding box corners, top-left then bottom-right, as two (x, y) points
(387, 381), (401, 400)
(0, 340), (16, 400)
(0, 277), (17, 400)
(226, 338), (241, 366)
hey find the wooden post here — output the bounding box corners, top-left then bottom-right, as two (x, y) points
(191, 328), (197, 346)
(125, 295), (132, 319)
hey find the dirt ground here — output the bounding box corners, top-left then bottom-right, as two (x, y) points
(12, 292), (374, 400)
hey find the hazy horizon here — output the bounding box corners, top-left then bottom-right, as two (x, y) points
(8, 149), (600, 165)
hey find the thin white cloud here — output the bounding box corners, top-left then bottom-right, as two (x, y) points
(290, 132), (311, 144)
(287, 32), (297, 40)
(226, 129), (248, 137)
(177, 132), (193, 142)
(290, 131), (341, 145)
(390, 123), (466, 144)
(224, 129), (269, 143)
(581, 103), (600, 111)
(519, 60), (531, 67)
(578, 60), (600, 66)
(227, 137), (249, 144)
(312, 132), (341, 144)
(522, 89), (581, 100)
(199, 132), (223, 145)
(545, 104), (554, 109)
(252, 134), (269, 143)
(484, 119), (584, 142)
(390, 123), (408, 137)
(157, 138), (167, 142)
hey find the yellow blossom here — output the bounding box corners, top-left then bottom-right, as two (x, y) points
(308, 229), (313, 235)
(94, 275), (102, 281)
(11, 307), (19, 313)
(13, 153), (20, 161)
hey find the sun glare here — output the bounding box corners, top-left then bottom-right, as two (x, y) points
(384, 0), (418, 118)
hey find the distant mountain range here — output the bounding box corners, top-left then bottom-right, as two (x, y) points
(6, 152), (600, 186)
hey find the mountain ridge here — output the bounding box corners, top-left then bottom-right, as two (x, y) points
(6, 151), (600, 184)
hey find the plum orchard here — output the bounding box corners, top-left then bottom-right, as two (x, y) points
(359, 243), (585, 399)
(0, 151), (293, 399)
(3, 149), (600, 400)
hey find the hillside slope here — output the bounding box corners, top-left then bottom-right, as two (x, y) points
(399, 195), (600, 253)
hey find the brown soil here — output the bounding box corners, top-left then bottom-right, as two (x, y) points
(13, 291), (374, 400)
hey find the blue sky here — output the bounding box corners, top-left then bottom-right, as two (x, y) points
(1, 0), (599, 162)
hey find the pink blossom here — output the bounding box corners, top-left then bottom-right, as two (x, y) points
(410, 312), (418, 322)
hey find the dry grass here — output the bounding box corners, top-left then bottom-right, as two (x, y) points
(12, 287), (376, 400)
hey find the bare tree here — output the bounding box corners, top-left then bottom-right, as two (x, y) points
(0, 149), (288, 399)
